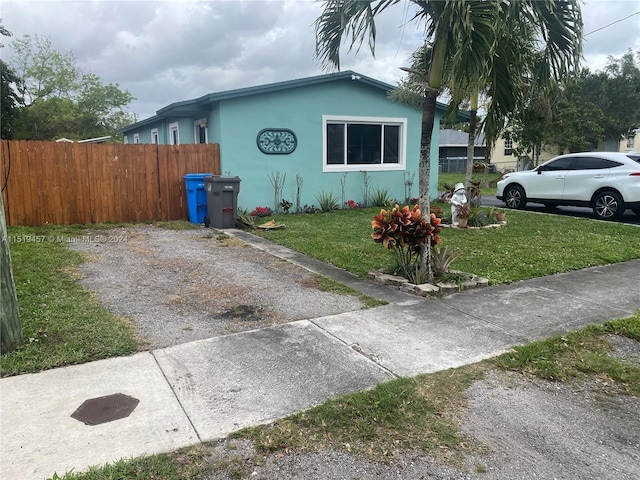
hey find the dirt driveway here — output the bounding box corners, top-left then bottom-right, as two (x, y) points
(69, 225), (364, 349)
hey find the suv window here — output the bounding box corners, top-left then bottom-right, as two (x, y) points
(627, 154), (640, 164)
(572, 157), (623, 170)
(541, 157), (574, 171)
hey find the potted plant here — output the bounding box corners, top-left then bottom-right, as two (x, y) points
(455, 204), (471, 228)
(489, 207), (506, 223)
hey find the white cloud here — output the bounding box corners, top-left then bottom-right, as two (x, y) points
(2, 0), (639, 118)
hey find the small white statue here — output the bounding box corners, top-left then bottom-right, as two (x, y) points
(450, 182), (467, 226)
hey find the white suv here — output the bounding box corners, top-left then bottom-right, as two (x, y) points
(496, 152), (640, 220)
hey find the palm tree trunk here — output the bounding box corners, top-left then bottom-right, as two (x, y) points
(418, 27), (447, 282)
(418, 88), (438, 282)
(465, 92), (479, 189)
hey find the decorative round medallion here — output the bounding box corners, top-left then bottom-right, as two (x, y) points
(257, 128), (297, 154)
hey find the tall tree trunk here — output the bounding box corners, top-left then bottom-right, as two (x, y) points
(465, 92), (479, 189)
(418, 88), (438, 282)
(1, 193), (22, 354)
(418, 28), (447, 282)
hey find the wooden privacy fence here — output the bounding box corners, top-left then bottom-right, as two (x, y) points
(1, 140), (221, 226)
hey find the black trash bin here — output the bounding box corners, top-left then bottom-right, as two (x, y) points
(204, 176), (241, 228)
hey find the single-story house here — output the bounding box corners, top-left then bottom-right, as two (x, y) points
(119, 71), (466, 212)
(438, 129), (486, 173)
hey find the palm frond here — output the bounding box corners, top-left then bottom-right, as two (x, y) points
(314, 0), (400, 71)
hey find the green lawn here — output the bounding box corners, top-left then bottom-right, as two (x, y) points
(1, 224), (142, 377)
(253, 206), (640, 284)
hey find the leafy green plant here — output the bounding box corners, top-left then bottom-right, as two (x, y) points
(371, 204), (442, 284)
(431, 245), (462, 278)
(236, 210), (257, 229)
(455, 204), (471, 220)
(369, 186), (394, 207)
(315, 191), (340, 212)
(279, 199), (293, 213)
(467, 208), (491, 227)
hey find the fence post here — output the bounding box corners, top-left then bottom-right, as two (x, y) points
(0, 192), (22, 353)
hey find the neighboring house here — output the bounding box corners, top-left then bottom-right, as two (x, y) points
(596, 129), (639, 153)
(118, 71), (465, 211)
(438, 129), (486, 173)
(491, 137), (555, 172)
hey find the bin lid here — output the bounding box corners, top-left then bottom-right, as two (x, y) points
(184, 173), (215, 179)
(204, 176), (241, 183)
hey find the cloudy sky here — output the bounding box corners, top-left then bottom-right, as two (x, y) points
(2, 0), (639, 120)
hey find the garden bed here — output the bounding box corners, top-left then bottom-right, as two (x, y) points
(367, 270), (489, 297)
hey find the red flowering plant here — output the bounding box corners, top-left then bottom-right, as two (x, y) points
(371, 204), (441, 284)
(344, 200), (358, 209)
(250, 206), (273, 217)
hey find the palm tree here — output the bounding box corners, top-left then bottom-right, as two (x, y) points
(315, 0), (582, 279)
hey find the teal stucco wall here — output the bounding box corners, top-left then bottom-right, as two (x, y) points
(217, 80), (441, 211)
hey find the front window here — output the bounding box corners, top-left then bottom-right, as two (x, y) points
(504, 139), (513, 156)
(151, 128), (159, 145)
(169, 122), (179, 145)
(627, 136), (635, 149)
(323, 115), (406, 172)
(194, 119), (208, 144)
(133, 133), (140, 144)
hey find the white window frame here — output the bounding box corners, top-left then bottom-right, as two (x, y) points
(322, 115), (407, 172)
(193, 118), (208, 144)
(504, 139), (513, 156)
(169, 122), (179, 145)
(151, 128), (159, 145)
(133, 133), (140, 144)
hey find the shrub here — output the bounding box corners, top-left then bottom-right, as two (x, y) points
(315, 191), (340, 212)
(370, 186), (394, 207)
(371, 204), (442, 284)
(250, 206), (273, 217)
(431, 245), (462, 278)
(279, 199), (293, 213)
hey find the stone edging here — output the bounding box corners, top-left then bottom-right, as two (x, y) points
(440, 220), (507, 230)
(367, 270), (490, 298)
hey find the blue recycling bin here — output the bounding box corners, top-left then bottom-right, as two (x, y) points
(184, 173), (214, 224)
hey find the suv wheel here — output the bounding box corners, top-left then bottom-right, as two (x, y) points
(505, 185), (526, 209)
(593, 191), (624, 220)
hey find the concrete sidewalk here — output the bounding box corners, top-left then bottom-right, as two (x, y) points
(2, 253), (639, 479)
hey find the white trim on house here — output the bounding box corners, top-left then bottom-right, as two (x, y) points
(123, 135), (129, 144)
(169, 122), (179, 145)
(151, 128), (159, 145)
(193, 118), (208, 144)
(322, 115), (407, 172)
(133, 133), (140, 144)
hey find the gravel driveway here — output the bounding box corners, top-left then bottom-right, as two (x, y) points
(69, 225), (364, 349)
